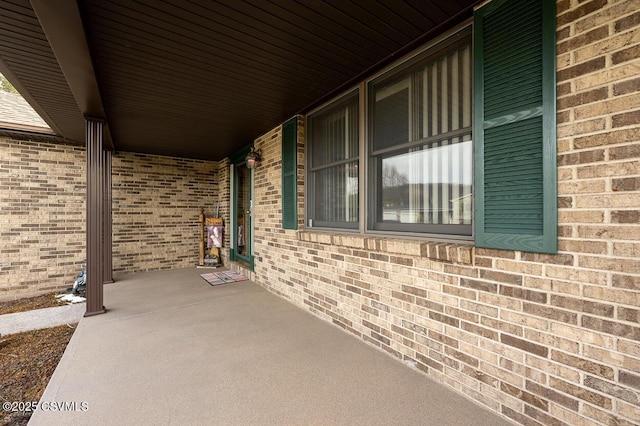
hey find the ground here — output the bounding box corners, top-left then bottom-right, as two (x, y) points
(0, 294), (77, 425)
(0, 293), (66, 315)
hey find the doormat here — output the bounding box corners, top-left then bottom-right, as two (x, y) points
(200, 270), (248, 286)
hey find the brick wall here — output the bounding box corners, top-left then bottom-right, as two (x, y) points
(0, 138), (85, 299)
(0, 139), (218, 300)
(242, 1), (640, 424)
(112, 152), (218, 273)
(217, 158), (232, 265)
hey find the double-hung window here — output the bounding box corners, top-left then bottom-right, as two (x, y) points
(307, 29), (472, 238)
(368, 28), (472, 236)
(307, 91), (359, 229)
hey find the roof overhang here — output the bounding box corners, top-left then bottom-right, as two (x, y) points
(0, 0), (478, 160)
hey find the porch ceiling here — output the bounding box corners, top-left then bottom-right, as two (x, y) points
(0, 0), (477, 161)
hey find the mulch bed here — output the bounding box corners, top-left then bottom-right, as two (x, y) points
(0, 293), (66, 315)
(0, 293), (77, 425)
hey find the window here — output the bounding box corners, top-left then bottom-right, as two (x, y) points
(303, 0), (556, 253)
(369, 29), (472, 236)
(307, 91), (359, 229)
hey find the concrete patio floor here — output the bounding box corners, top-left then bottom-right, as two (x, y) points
(30, 267), (513, 426)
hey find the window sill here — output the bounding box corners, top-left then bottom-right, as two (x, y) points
(297, 230), (474, 266)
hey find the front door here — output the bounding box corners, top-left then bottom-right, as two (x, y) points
(231, 161), (253, 268)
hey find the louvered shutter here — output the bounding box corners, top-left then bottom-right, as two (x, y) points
(474, 0), (557, 253)
(282, 117), (298, 229)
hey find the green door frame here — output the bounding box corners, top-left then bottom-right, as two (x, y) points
(229, 145), (254, 270)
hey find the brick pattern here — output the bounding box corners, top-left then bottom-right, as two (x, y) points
(242, 2), (640, 425)
(216, 157), (231, 264)
(0, 139), (218, 299)
(112, 152), (218, 273)
(0, 138), (85, 298)
(1, 0), (638, 424)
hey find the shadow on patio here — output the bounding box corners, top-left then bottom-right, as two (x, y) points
(30, 267), (512, 425)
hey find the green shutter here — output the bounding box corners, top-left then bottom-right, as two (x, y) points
(474, 0), (557, 253)
(282, 117), (298, 229)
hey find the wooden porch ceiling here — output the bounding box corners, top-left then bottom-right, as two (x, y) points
(0, 0), (477, 161)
